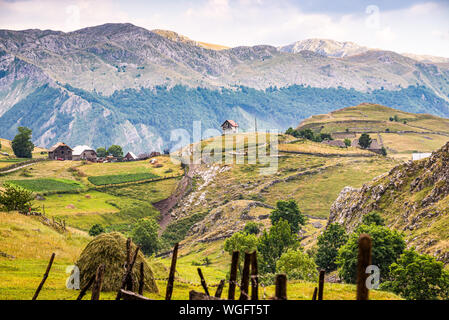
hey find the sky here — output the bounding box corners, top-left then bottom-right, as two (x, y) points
(1, 0), (449, 57)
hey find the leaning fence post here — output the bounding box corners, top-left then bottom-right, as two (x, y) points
(165, 243), (179, 300)
(116, 245), (140, 300)
(215, 279), (225, 298)
(275, 274), (287, 300)
(312, 287), (317, 300)
(318, 270), (325, 300)
(197, 268), (210, 296)
(77, 274), (95, 300)
(91, 264), (105, 300)
(32, 253), (55, 300)
(138, 262), (145, 295)
(239, 252), (251, 300)
(356, 233), (372, 300)
(228, 251), (239, 300)
(250, 251), (258, 300)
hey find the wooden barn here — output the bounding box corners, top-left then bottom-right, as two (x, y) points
(72, 145), (97, 161)
(221, 120), (239, 135)
(48, 142), (72, 160)
(124, 152), (138, 161)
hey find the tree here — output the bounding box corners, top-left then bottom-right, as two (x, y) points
(358, 133), (372, 149)
(11, 127), (34, 158)
(131, 218), (160, 255)
(243, 222), (262, 235)
(224, 231), (258, 258)
(276, 248), (318, 281)
(394, 115), (399, 122)
(88, 224), (105, 236)
(362, 212), (385, 226)
(107, 145), (123, 158)
(0, 183), (35, 212)
(315, 223), (348, 272)
(270, 200), (306, 234)
(389, 116), (394, 121)
(380, 147), (387, 156)
(382, 249), (449, 300)
(344, 138), (351, 147)
(96, 147), (107, 158)
(336, 224), (405, 283)
(258, 219), (298, 273)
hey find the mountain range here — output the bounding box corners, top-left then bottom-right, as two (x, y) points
(1, 23), (449, 153)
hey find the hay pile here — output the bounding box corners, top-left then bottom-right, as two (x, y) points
(76, 232), (158, 293)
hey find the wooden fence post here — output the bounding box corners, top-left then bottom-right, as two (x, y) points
(239, 252), (251, 300)
(125, 238), (134, 291)
(250, 251), (258, 300)
(318, 270), (325, 300)
(91, 264), (105, 300)
(275, 274), (287, 300)
(116, 245), (140, 300)
(165, 243), (179, 300)
(214, 279), (225, 298)
(32, 253), (55, 300)
(228, 251), (239, 300)
(356, 233), (372, 300)
(138, 262), (144, 295)
(197, 268), (210, 296)
(77, 274), (95, 300)
(312, 287), (317, 300)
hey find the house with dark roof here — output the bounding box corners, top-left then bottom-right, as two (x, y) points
(48, 142), (72, 160)
(221, 120), (239, 135)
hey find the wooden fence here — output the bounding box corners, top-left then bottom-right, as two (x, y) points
(32, 233), (373, 301)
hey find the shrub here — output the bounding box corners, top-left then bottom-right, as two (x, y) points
(270, 199), (306, 234)
(131, 218), (160, 255)
(362, 211), (385, 226)
(89, 224), (105, 236)
(344, 138), (351, 147)
(382, 249), (449, 300)
(243, 222), (262, 235)
(0, 182), (35, 212)
(315, 223), (348, 272)
(336, 224), (405, 283)
(276, 249), (318, 281)
(358, 133), (372, 149)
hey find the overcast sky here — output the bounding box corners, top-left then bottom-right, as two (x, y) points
(1, 0), (449, 57)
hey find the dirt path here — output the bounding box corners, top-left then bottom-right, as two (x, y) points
(154, 163), (198, 233)
(0, 162), (37, 174)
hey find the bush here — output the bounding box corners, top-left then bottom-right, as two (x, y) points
(358, 133), (372, 149)
(89, 224), (105, 236)
(362, 211), (385, 226)
(276, 249), (318, 281)
(131, 218), (160, 255)
(270, 199), (306, 234)
(336, 224), (405, 283)
(315, 223), (348, 272)
(0, 182), (35, 212)
(344, 138), (351, 147)
(243, 222), (262, 235)
(258, 219), (298, 273)
(382, 249), (449, 300)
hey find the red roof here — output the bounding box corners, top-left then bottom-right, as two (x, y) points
(221, 120), (238, 127)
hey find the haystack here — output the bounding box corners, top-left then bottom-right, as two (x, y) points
(76, 232), (158, 292)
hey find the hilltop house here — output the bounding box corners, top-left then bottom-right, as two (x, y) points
(124, 152), (138, 161)
(72, 145), (97, 161)
(221, 120), (239, 135)
(48, 142), (72, 160)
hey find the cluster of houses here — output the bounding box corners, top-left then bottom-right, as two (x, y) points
(47, 142), (160, 162)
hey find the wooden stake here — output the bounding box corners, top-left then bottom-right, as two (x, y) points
(318, 270), (325, 300)
(138, 262), (144, 295)
(125, 238), (134, 291)
(120, 289), (151, 301)
(165, 243), (179, 300)
(239, 252), (251, 300)
(228, 251), (239, 300)
(275, 274), (287, 300)
(250, 251), (258, 300)
(91, 264), (105, 300)
(116, 245), (140, 300)
(76, 274), (95, 300)
(197, 268), (210, 296)
(312, 287), (317, 300)
(356, 233), (372, 301)
(32, 253), (55, 300)
(215, 279), (225, 298)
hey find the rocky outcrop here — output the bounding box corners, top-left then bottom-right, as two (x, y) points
(329, 142), (449, 264)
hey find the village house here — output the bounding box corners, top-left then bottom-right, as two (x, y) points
(48, 142), (72, 160)
(72, 145), (97, 161)
(221, 120), (239, 135)
(124, 152), (138, 161)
